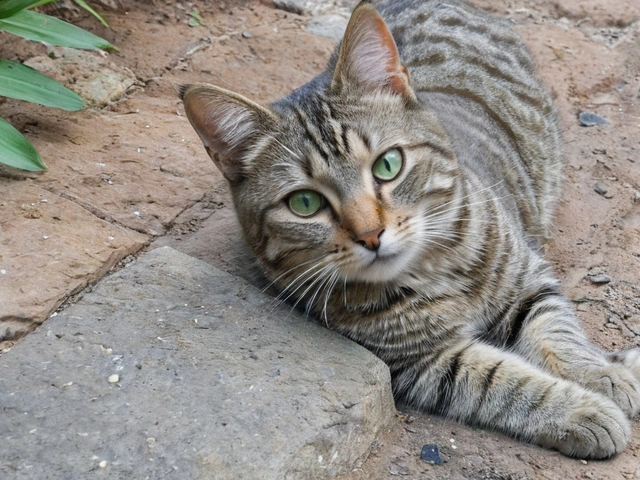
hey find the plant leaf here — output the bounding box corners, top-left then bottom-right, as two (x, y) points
(28, 0), (57, 8)
(0, 0), (43, 19)
(188, 8), (202, 27)
(74, 0), (108, 27)
(0, 58), (85, 110)
(0, 9), (114, 50)
(0, 117), (46, 171)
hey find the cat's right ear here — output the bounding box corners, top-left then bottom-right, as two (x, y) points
(179, 83), (276, 183)
(332, 2), (415, 100)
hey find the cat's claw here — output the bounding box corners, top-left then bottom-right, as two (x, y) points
(536, 394), (630, 459)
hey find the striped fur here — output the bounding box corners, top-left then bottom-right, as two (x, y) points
(180, 0), (640, 459)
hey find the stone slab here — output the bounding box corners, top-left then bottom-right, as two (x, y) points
(306, 14), (349, 41)
(0, 247), (395, 479)
(150, 194), (261, 284)
(0, 181), (147, 348)
(24, 47), (138, 108)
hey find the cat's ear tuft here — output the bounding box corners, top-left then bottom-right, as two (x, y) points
(180, 83), (276, 183)
(176, 83), (189, 101)
(332, 2), (414, 100)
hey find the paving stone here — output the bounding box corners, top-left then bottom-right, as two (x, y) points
(0, 181), (147, 349)
(0, 247), (395, 479)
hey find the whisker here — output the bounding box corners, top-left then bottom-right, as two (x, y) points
(262, 253), (327, 293)
(423, 193), (511, 222)
(343, 277), (348, 307)
(287, 264), (335, 316)
(306, 267), (339, 321)
(280, 265), (330, 306)
(268, 261), (329, 313)
(321, 270), (341, 326)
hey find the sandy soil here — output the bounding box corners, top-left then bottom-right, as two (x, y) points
(1, 0), (639, 478)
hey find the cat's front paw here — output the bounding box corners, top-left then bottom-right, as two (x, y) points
(610, 348), (640, 380)
(580, 362), (640, 418)
(537, 394), (630, 459)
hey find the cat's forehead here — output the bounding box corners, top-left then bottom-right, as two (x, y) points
(273, 90), (403, 158)
(264, 88), (420, 198)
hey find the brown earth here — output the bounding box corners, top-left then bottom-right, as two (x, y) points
(1, 0), (639, 478)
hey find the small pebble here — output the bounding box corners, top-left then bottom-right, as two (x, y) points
(108, 374), (119, 383)
(420, 444), (442, 464)
(594, 185), (608, 196)
(579, 112), (608, 127)
(242, 31), (253, 38)
(587, 274), (612, 284)
(580, 459), (588, 465)
(99, 460), (107, 468)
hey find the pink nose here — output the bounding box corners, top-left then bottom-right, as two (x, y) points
(354, 227), (385, 251)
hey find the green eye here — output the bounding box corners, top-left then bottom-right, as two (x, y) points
(372, 148), (403, 181)
(288, 190), (324, 217)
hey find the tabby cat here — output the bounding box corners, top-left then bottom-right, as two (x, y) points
(180, 0), (640, 458)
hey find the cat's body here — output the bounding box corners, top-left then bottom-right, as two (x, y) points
(180, 0), (640, 459)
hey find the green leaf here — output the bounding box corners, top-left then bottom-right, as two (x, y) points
(0, 9), (114, 50)
(188, 8), (202, 27)
(0, 117), (46, 171)
(0, 0), (43, 19)
(74, 0), (108, 27)
(0, 59), (85, 110)
(28, 0), (56, 7)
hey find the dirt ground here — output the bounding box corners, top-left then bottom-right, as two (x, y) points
(1, 0), (640, 478)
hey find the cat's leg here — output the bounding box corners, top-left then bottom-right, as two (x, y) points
(506, 284), (640, 418)
(394, 341), (631, 459)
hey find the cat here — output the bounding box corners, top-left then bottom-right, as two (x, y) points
(179, 0), (640, 459)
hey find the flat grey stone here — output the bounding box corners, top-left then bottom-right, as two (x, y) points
(0, 247), (395, 479)
(273, 0), (332, 16)
(273, 0), (359, 16)
(578, 111), (609, 127)
(273, 0), (357, 16)
(306, 14), (349, 41)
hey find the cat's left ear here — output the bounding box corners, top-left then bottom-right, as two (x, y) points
(179, 83), (277, 183)
(332, 2), (415, 100)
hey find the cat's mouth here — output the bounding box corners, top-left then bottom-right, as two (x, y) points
(347, 247), (414, 283)
(371, 251), (400, 264)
